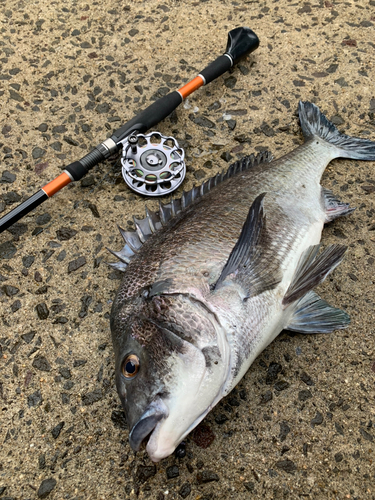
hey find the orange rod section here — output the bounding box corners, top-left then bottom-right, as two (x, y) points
(178, 76), (204, 99)
(42, 172), (72, 197)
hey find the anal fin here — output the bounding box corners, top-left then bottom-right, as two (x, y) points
(286, 291), (350, 334)
(323, 187), (355, 223)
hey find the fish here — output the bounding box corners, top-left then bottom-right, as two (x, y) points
(109, 101), (375, 462)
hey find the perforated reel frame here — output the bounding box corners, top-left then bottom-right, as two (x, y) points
(120, 131), (186, 196)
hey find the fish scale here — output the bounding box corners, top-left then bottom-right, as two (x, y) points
(110, 101), (375, 462)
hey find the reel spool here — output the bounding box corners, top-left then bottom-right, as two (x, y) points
(120, 132), (186, 196)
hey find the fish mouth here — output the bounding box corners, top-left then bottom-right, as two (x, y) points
(129, 400), (169, 452)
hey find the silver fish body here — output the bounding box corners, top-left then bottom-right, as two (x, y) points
(110, 102), (375, 461)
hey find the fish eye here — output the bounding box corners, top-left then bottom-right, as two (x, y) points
(121, 354), (140, 379)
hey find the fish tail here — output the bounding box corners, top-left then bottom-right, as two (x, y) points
(298, 101), (375, 160)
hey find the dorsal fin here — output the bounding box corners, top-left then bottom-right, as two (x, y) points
(107, 151), (273, 270)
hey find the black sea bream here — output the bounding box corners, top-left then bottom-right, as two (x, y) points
(109, 102), (375, 462)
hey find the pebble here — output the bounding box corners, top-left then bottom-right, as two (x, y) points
(37, 478), (56, 498)
(192, 424), (215, 449)
(275, 459), (297, 474)
(67, 256), (86, 273)
(135, 465), (156, 484)
(166, 465), (179, 479)
(51, 421), (65, 439)
(32, 356), (51, 372)
(196, 470), (219, 484)
(35, 303), (50, 320)
(178, 482), (191, 498)
(110, 410), (127, 429)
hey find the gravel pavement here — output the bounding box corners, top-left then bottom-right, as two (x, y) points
(1, 1), (375, 499)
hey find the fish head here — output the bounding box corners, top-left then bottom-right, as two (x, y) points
(110, 293), (228, 462)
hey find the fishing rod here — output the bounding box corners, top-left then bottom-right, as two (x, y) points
(0, 27), (259, 234)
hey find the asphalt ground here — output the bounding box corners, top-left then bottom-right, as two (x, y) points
(0, 0), (375, 499)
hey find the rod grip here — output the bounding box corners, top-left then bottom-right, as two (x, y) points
(111, 91), (183, 144)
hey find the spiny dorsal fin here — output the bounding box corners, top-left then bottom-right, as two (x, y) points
(108, 151), (272, 270)
(283, 244), (347, 306)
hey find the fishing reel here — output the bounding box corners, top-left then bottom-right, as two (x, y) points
(120, 131), (186, 196)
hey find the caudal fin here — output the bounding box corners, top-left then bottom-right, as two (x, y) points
(298, 101), (375, 161)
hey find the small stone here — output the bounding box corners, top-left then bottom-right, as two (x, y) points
(196, 470), (219, 484)
(178, 482), (191, 498)
(224, 76), (237, 89)
(73, 359), (87, 367)
(37, 478), (56, 498)
(56, 227), (77, 241)
(32, 147), (46, 159)
(38, 454), (46, 469)
(36, 213), (51, 225)
(11, 300), (21, 313)
(266, 362), (282, 384)
(0, 240), (17, 260)
(215, 413), (228, 425)
(275, 459), (297, 474)
(22, 331), (36, 343)
(326, 64), (338, 74)
(260, 390), (273, 404)
(189, 114), (216, 129)
(51, 421), (64, 439)
(2, 191), (21, 205)
(298, 389), (312, 401)
(274, 380), (290, 391)
(81, 388), (103, 405)
(59, 367), (71, 379)
(28, 390), (43, 407)
(32, 356), (51, 372)
(81, 176), (95, 187)
(193, 169), (206, 181)
(111, 410), (127, 429)
(35, 302), (50, 320)
(175, 441), (186, 458)
(227, 119), (236, 130)
(166, 465), (179, 479)
(334, 77), (348, 87)
(2, 284), (19, 296)
(67, 256), (86, 273)
(1, 170), (16, 183)
(135, 465), (156, 484)
(300, 372), (314, 386)
(279, 422), (290, 442)
(311, 412), (323, 427)
(334, 452), (344, 462)
(192, 424), (215, 448)
(22, 255), (35, 268)
(359, 427), (374, 442)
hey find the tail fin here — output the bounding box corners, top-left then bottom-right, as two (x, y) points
(298, 101), (375, 161)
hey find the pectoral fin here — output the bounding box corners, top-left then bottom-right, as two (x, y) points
(286, 291), (350, 334)
(213, 193), (281, 296)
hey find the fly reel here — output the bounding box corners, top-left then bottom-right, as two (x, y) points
(121, 131), (186, 196)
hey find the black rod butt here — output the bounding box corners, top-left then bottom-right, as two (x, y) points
(225, 27), (259, 64)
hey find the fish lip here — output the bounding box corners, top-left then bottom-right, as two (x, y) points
(129, 400), (169, 452)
